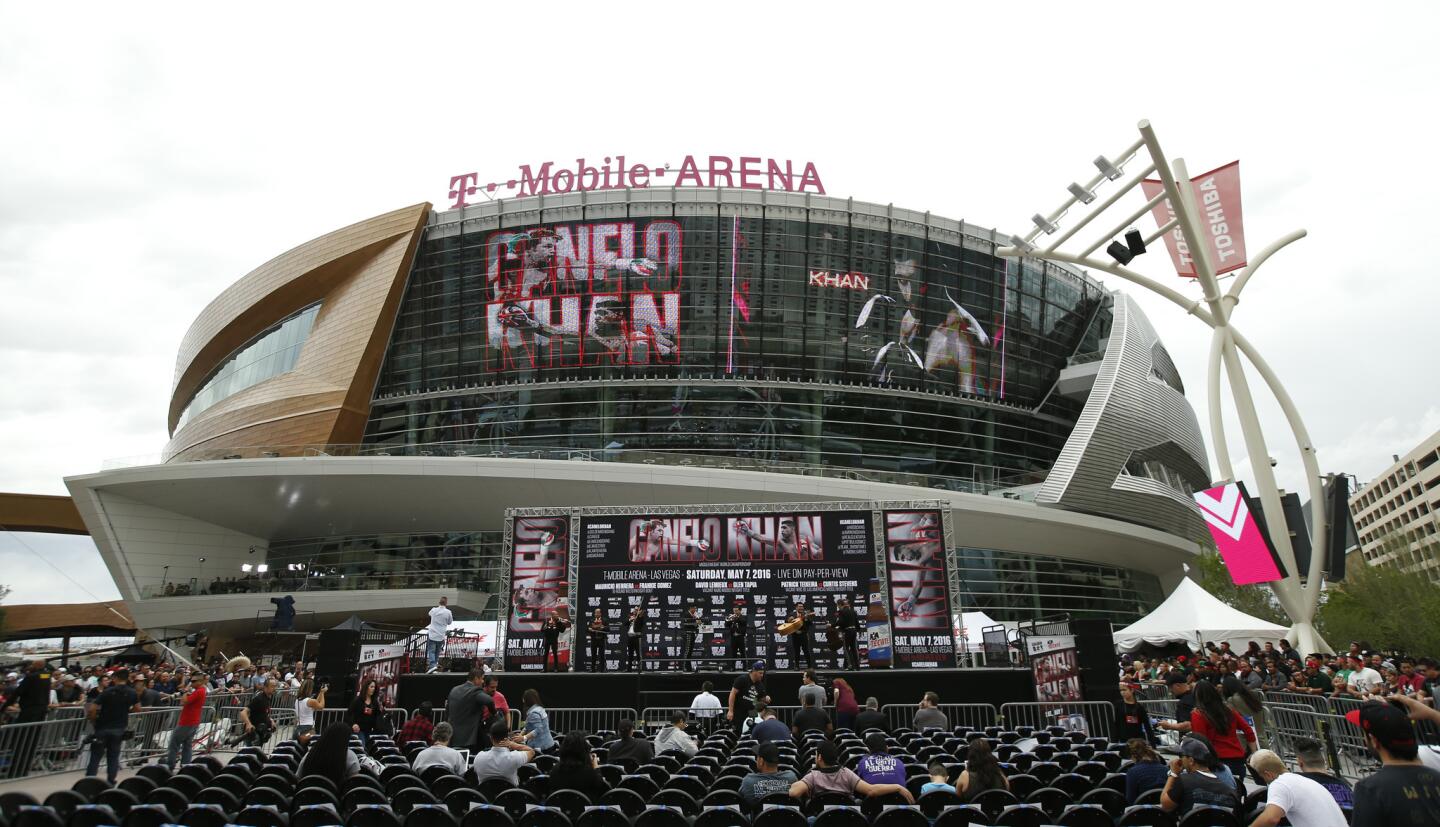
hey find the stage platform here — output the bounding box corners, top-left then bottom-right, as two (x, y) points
(396, 667), (1035, 712)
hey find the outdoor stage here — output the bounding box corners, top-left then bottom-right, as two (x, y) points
(396, 667), (1036, 712)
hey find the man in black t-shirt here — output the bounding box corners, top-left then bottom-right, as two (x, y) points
(728, 662), (768, 732)
(238, 678), (277, 746)
(1160, 738), (1241, 813)
(792, 693), (832, 737)
(835, 598), (860, 670)
(726, 600), (748, 670)
(86, 668), (141, 783)
(853, 697), (888, 734)
(1157, 672), (1194, 735)
(680, 606), (701, 672)
(1347, 703), (1440, 827)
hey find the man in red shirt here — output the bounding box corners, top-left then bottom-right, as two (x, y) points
(166, 672), (207, 769)
(484, 676), (511, 724)
(398, 702), (436, 746)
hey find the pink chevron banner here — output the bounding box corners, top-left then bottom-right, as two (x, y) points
(1193, 481), (1286, 585)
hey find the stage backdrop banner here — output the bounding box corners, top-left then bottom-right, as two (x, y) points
(574, 508), (883, 672)
(1027, 633), (1082, 704)
(505, 515), (572, 671)
(883, 509), (958, 668)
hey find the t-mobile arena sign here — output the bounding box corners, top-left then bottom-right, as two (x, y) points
(448, 155), (825, 209)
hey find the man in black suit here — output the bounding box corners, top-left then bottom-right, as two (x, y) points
(541, 612), (570, 672)
(624, 606), (648, 672)
(835, 597), (861, 670)
(681, 605), (702, 671)
(726, 599), (748, 670)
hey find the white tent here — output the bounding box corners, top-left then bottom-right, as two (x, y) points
(954, 610), (1011, 653)
(1113, 577), (1288, 653)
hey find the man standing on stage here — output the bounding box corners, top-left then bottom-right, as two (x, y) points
(541, 611), (570, 673)
(586, 609), (607, 672)
(426, 595), (453, 674)
(681, 605), (701, 672)
(835, 597), (861, 670)
(787, 603), (815, 670)
(727, 599), (748, 670)
(625, 605), (648, 672)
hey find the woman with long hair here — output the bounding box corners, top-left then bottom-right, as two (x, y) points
(349, 678), (382, 748)
(521, 688), (556, 752)
(299, 723), (361, 786)
(1188, 679), (1255, 794)
(1124, 738), (1167, 803)
(295, 678), (326, 744)
(547, 731), (609, 799)
(957, 737), (1009, 800)
(1220, 674), (1266, 746)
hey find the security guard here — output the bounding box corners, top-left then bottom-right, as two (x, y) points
(9, 660), (52, 723)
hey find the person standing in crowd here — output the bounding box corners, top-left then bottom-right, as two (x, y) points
(483, 676), (509, 723)
(1159, 738), (1241, 814)
(85, 668), (140, 784)
(54, 675), (83, 705)
(165, 672), (207, 770)
(1115, 683), (1155, 743)
(1291, 737), (1353, 810)
(835, 597), (861, 670)
(958, 738), (1009, 800)
(854, 696), (887, 733)
(1124, 739), (1168, 804)
(521, 688), (555, 753)
(237, 677), (277, 747)
(605, 718), (655, 763)
(1222, 674), (1267, 746)
(1247, 749), (1347, 827)
(786, 602), (815, 669)
(1157, 672), (1195, 734)
(689, 680), (723, 725)
(726, 598), (748, 670)
(624, 605), (647, 673)
(295, 678), (326, 745)
(134, 676), (165, 706)
(832, 677), (859, 730)
(728, 661), (768, 732)
(739, 742), (798, 812)
(446, 668), (495, 752)
(541, 611), (570, 672)
(654, 711), (699, 757)
(474, 720), (537, 784)
(399, 701), (435, 746)
(1347, 702), (1440, 827)
(548, 731), (610, 800)
(680, 605), (701, 671)
(913, 691), (948, 730)
(798, 670), (825, 709)
(1346, 655), (1384, 696)
(412, 722), (466, 775)
(5, 660), (51, 723)
(586, 609), (607, 672)
(1189, 679), (1256, 793)
(425, 596), (453, 674)
(350, 678), (385, 747)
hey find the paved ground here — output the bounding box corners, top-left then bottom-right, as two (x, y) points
(0, 751), (239, 799)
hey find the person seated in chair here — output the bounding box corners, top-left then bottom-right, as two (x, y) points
(1159, 737), (1241, 814)
(920, 760), (957, 795)
(789, 741), (914, 804)
(605, 718), (655, 764)
(654, 711), (699, 757)
(739, 741), (799, 812)
(751, 704), (791, 744)
(412, 721), (467, 775)
(473, 719), (536, 785)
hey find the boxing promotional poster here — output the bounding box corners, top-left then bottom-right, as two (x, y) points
(574, 510), (883, 672)
(884, 510), (958, 668)
(505, 516), (572, 670)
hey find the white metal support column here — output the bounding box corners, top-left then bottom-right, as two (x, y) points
(997, 119), (1331, 654)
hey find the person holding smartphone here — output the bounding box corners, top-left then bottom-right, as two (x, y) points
(295, 678), (326, 744)
(165, 673), (207, 770)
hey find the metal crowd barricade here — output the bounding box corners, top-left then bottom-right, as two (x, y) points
(1261, 690), (1332, 714)
(213, 702), (299, 752)
(0, 715), (90, 780)
(1000, 701), (1118, 740)
(544, 707), (639, 736)
(881, 704), (999, 732)
(123, 708), (184, 765)
(312, 707), (408, 736)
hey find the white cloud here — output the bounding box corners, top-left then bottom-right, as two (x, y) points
(0, 3), (1437, 593)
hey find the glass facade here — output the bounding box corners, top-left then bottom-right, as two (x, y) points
(955, 547), (1163, 623)
(362, 200), (1110, 488)
(176, 303), (321, 431)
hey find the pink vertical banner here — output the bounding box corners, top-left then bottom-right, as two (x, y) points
(1193, 481), (1286, 585)
(1143, 161), (1247, 278)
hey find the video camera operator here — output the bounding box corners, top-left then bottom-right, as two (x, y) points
(235, 677), (277, 746)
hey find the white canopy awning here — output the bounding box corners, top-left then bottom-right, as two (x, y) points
(1113, 577), (1288, 653)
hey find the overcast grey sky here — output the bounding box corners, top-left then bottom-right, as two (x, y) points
(2, 3), (1438, 604)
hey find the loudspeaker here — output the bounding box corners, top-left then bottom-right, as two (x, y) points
(449, 658), (473, 673)
(1071, 619), (1121, 708)
(316, 628), (359, 707)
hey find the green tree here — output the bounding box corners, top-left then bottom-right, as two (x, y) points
(1189, 550), (1290, 626)
(1317, 555), (1440, 655)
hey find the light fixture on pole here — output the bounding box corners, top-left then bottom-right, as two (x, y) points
(257, 564), (268, 573)
(1031, 213), (1060, 234)
(241, 563), (253, 573)
(1093, 155), (1124, 180)
(1008, 234), (1036, 253)
(1067, 182), (1097, 204)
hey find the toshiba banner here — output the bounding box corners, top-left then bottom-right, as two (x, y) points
(1142, 161), (1247, 278)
